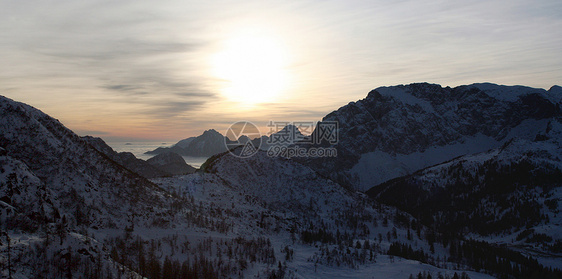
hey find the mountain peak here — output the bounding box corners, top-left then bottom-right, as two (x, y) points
(466, 83), (547, 102)
(549, 85), (562, 93)
(202, 129), (222, 136)
(308, 83), (562, 190)
(146, 129), (227, 157)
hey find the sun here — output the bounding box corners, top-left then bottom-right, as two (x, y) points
(212, 35), (289, 104)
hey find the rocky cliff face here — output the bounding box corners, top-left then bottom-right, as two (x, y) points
(302, 83), (562, 190)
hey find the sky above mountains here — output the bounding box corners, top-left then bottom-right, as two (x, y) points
(1, 0), (561, 141)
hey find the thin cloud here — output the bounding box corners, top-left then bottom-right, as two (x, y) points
(1, 0), (560, 140)
(148, 100), (208, 118)
(102, 84), (144, 93)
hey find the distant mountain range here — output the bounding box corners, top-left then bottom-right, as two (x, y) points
(83, 135), (195, 177)
(146, 124), (308, 157)
(2, 82), (562, 278)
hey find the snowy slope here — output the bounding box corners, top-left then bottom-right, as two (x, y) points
(205, 150), (355, 212)
(366, 121), (562, 266)
(0, 95), (169, 229)
(153, 150), (499, 278)
(0, 94), (448, 278)
(0, 154), (55, 227)
(0, 95), (175, 277)
(302, 82), (561, 191)
(2, 92), (561, 278)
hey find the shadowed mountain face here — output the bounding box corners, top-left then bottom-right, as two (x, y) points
(147, 152), (196, 175)
(174, 137), (196, 148)
(302, 83), (562, 190)
(366, 134), (562, 238)
(0, 95), (168, 231)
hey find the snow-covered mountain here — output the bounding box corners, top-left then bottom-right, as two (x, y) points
(303, 83), (562, 191)
(160, 149), (497, 278)
(203, 148), (357, 216)
(0, 95), (172, 277)
(0, 94), (498, 279)
(0, 95), (169, 227)
(366, 126), (562, 253)
(172, 148), (560, 278)
(2, 85), (562, 278)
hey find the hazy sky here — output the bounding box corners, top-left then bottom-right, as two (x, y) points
(1, 0), (561, 141)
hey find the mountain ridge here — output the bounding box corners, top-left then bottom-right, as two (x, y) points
(0, 94), (170, 230)
(302, 82), (561, 190)
(0, 95), (470, 278)
(82, 135), (171, 178)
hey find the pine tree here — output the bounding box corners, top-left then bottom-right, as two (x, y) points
(56, 215), (68, 245)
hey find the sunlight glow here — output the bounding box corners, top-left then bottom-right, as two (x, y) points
(212, 35), (289, 105)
